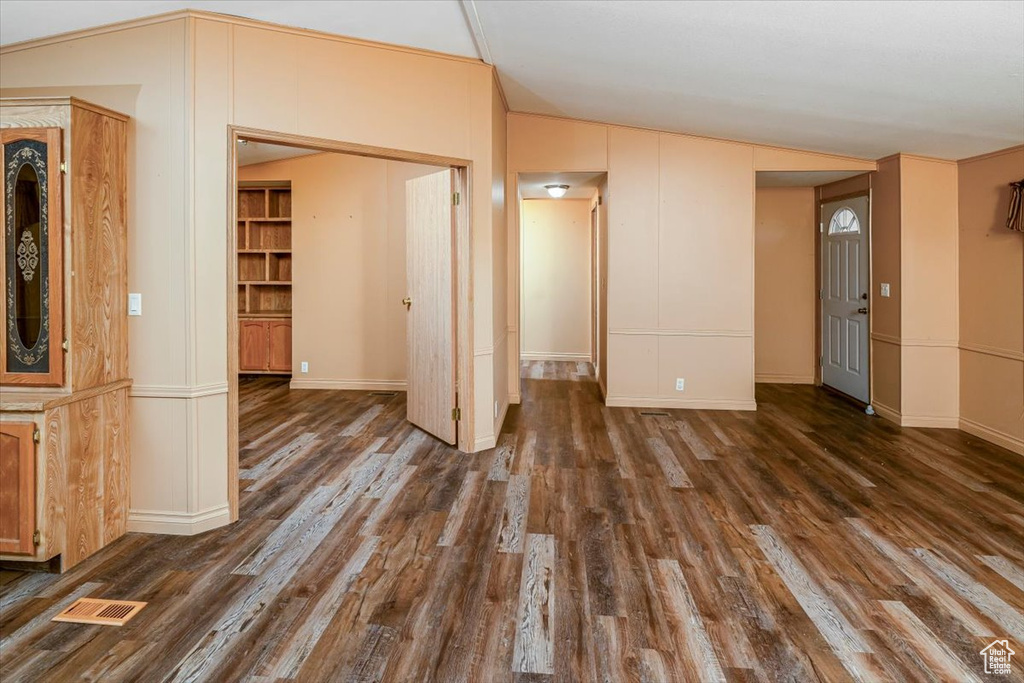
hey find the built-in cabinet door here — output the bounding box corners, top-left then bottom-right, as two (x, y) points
(1, 127), (64, 386)
(267, 321), (292, 372)
(239, 320), (269, 371)
(0, 421), (36, 555)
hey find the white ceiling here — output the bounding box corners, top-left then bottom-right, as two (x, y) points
(236, 140), (321, 167)
(2, 1), (1021, 160)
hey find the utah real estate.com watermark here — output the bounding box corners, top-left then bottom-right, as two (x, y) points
(980, 639), (1015, 676)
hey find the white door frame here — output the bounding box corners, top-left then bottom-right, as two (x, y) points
(818, 191), (872, 408)
(226, 126), (474, 522)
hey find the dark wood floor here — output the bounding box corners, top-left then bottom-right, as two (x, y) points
(1, 363), (1022, 681)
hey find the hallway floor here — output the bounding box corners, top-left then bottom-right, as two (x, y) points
(1, 364), (1022, 681)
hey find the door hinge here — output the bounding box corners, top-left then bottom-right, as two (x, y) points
(453, 192), (460, 206)
(60, 161), (67, 174)
(818, 289), (824, 300)
(818, 355), (823, 367)
(62, 339), (69, 353)
(32, 530), (40, 546)
(33, 426), (41, 444)
(452, 407), (461, 421)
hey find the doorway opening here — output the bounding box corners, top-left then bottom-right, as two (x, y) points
(515, 172), (606, 390)
(753, 170), (873, 411)
(226, 129), (473, 521)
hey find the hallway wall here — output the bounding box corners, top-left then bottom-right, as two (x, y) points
(957, 145), (1024, 454)
(520, 198), (592, 360)
(754, 187), (816, 383)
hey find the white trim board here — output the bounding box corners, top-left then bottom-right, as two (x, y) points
(127, 504), (231, 536)
(520, 352), (591, 361)
(605, 396), (757, 411)
(130, 383), (229, 399)
(959, 417), (1024, 456)
(755, 374), (815, 384)
(289, 379), (408, 392)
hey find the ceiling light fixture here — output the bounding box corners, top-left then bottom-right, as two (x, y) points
(545, 184), (569, 198)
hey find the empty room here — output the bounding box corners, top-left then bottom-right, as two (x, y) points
(0, 1), (1021, 681)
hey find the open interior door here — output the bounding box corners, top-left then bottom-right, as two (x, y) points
(405, 169), (457, 444)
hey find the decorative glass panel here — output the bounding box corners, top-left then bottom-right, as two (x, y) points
(828, 207), (860, 235)
(5, 138), (52, 374)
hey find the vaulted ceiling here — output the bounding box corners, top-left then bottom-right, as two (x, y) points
(2, 1), (1021, 160)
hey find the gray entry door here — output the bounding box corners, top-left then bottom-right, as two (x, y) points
(821, 196), (870, 403)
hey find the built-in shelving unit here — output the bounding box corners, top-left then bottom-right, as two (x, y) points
(237, 183), (292, 374)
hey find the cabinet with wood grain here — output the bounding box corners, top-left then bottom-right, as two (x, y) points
(239, 319), (292, 374)
(0, 97), (131, 572)
(237, 183), (292, 376)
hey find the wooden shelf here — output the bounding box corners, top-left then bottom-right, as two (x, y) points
(237, 185), (293, 375)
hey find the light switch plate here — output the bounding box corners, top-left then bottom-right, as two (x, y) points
(300, 361), (309, 373)
(128, 293), (142, 316)
(880, 283), (891, 298)
(675, 378), (685, 392)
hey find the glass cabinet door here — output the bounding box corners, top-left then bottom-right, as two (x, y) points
(2, 127), (63, 386)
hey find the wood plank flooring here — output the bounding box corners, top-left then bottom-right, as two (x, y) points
(2, 364), (1023, 681)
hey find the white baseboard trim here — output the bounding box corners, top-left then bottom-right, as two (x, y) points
(474, 433), (497, 451)
(520, 352), (591, 361)
(755, 374), (815, 384)
(901, 415), (960, 429)
(289, 379), (407, 391)
(131, 382), (229, 399)
(493, 399), (510, 440)
(127, 504), (231, 536)
(871, 401), (901, 425)
(605, 396), (757, 411)
(959, 417), (1024, 455)
(509, 392), (521, 405)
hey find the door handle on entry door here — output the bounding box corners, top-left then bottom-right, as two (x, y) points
(402, 297), (412, 310)
(857, 307), (868, 314)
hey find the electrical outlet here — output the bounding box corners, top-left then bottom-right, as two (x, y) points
(675, 378), (685, 392)
(880, 283), (891, 298)
(300, 361), (309, 373)
(494, 400), (499, 419)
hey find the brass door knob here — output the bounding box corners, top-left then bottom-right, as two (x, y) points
(402, 297), (412, 310)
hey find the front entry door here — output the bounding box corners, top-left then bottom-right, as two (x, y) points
(821, 196), (870, 403)
(405, 169), (457, 444)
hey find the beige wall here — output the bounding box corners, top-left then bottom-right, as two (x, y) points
(491, 76), (509, 438)
(957, 146), (1024, 453)
(238, 153), (442, 389)
(754, 187), (816, 383)
(0, 12), (507, 532)
(597, 176), (609, 396)
(507, 113), (875, 410)
(869, 156), (903, 416)
(520, 199), (592, 359)
(899, 156), (959, 426)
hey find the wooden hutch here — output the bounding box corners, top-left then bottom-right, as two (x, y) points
(0, 97), (131, 572)
(237, 183), (292, 374)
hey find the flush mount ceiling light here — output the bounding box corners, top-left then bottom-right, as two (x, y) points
(545, 184), (569, 198)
